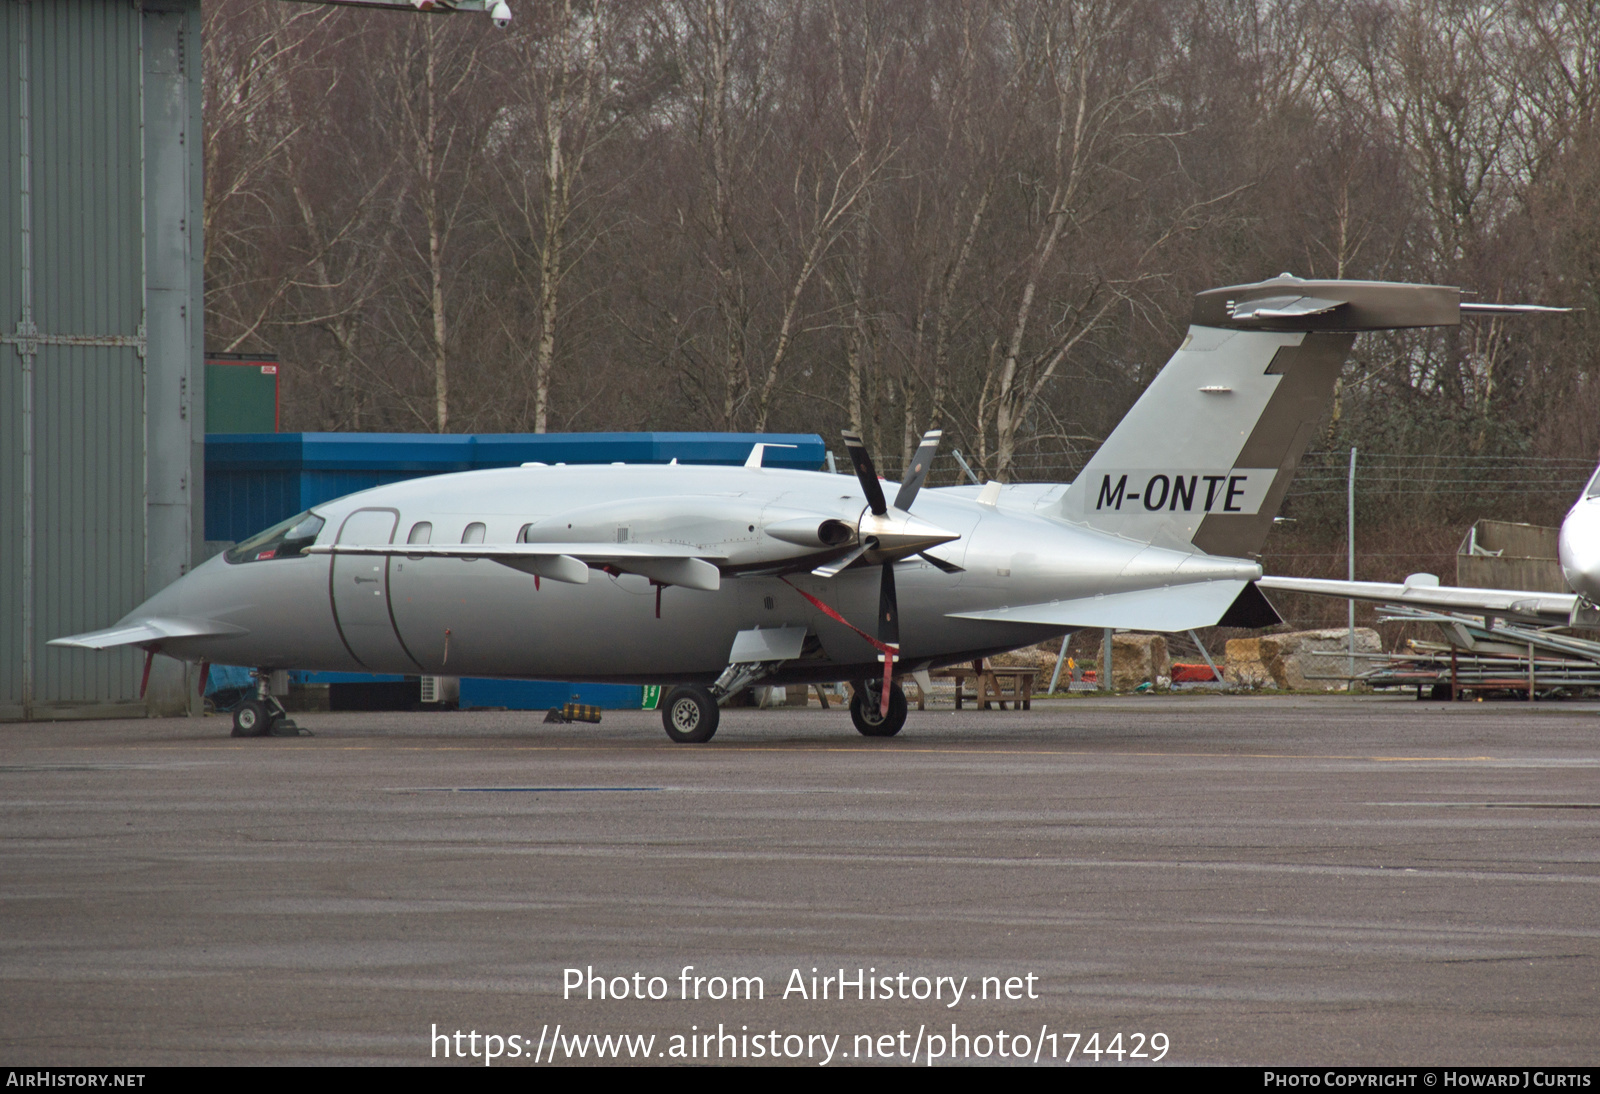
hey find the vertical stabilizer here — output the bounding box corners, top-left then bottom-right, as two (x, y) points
(1059, 325), (1352, 557)
(1058, 275), (1483, 558)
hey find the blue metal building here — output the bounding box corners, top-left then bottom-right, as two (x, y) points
(204, 432), (826, 543)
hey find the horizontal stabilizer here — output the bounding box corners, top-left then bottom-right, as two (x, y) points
(947, 579), (1249, 632)
(49, 617), (248, 650)
(1227, 295), (1344, 321)
(1257, 576), (1578, 626)
(308, 541), (726, 590)
(1195, 274), (1571, 333)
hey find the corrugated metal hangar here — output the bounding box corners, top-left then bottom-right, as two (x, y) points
(2, 0), (204, 721)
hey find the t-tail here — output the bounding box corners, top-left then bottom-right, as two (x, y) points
(1057, 274), (1567, 557)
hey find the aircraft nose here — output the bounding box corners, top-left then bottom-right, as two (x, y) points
(130, 564), (194, 618)
(137, 551), (248, 634)
(1559, 499), (1600, 602)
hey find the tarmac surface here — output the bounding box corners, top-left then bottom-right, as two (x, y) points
(2, 694), (1598, 1066)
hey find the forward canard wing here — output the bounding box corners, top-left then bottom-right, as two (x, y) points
(49, 617), (249, 650)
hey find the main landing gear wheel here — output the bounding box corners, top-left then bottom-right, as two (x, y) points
(231, 698), (273, 738)
(850, 680), (907, 737)
(661, 685), (719, 743)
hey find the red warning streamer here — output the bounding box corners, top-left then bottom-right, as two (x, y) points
(779, 577), (899, 715)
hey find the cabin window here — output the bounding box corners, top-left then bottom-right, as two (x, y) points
(224, 511), (325, 564)
(462, 522), (486, 544)
(407, 522), (432, 544)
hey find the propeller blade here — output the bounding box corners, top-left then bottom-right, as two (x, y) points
(811, 539), (872, 578)
(893, 429), (942, 510)
(878, 561), (900, 648)
(838, 428), (944, 717)
(918, 550), (964, 574)
(841, 429), (888, 516)
(878, 562), (899, 717)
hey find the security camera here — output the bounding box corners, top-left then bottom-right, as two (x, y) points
(489, 1), (511, 28)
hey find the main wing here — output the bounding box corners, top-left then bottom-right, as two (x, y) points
(1257, 575), (1581, 627)
(307, 541), (726, 591)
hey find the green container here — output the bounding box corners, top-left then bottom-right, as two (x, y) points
(205, 357), (279, 433)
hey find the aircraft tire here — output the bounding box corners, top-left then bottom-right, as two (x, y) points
(850, 682), (907, 737)
(661, 686), (719, 743)
(231, 698), (273, 738)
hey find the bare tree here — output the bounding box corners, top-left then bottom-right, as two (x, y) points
(203, 0), (340, 354)
(195, 0), (1594, 532)
(980, 0), (1159, 480)
(365, 14), (502, 431)
(488, 0), (653, 432)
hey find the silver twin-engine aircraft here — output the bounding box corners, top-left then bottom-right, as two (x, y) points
(54, 275), (1561, 742)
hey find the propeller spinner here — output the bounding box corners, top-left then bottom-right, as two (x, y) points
(822, 428), (962, 714)
(814, 430), (960, 577)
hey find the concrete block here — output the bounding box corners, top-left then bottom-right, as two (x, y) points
(1226, 628), (1381, 690)
(1112, 633), (1170, 689)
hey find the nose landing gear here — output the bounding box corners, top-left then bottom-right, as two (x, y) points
(231, 672), (312, 738)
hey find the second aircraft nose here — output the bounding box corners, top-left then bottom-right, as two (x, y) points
(1558, 499), (1600, 603)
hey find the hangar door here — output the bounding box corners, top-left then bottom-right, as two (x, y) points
(0, 0), (203, 720)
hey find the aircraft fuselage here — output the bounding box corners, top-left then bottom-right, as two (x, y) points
(135, 464), (1258, 685)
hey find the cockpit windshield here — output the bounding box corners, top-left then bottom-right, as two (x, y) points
(1587, 466), (1600, 499)
(224, 511), (326, 564)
